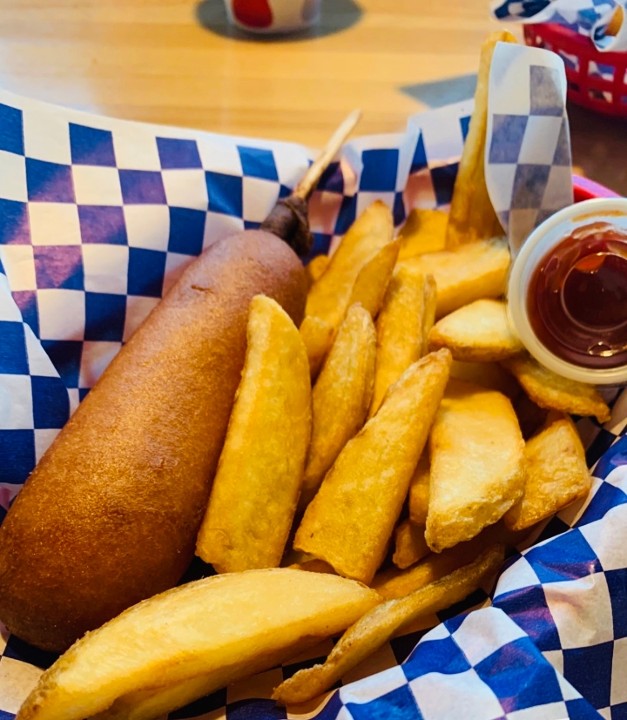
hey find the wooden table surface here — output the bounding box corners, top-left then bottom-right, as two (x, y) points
(0, 0), (624, 192)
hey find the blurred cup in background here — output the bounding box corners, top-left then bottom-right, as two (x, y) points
(224, 0), (322, 34)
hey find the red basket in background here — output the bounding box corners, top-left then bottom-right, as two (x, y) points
(524, 23), (627, 118)
(573, 174), (621, 199)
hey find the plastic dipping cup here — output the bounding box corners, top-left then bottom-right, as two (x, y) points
(508, 197), (627, 386)
(224, 0), (321, 34)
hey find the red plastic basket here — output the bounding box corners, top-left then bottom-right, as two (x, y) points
(524, 23), (627, 118)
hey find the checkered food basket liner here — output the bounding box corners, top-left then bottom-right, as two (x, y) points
(0, 42), (626, 720)
(491, 0), (627, 52)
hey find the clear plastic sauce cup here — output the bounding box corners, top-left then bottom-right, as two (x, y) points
(508, 197), (627, 386)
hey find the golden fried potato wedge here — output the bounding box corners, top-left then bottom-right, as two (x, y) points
(408, 452), (430, 526)
(450, 359), (521, 399)
(300, 303), (376, 510)
(446, 31), (518, 247)
(306, 254), (330, 286)
(397, 238), (510, 318)
(17, 569), (380, 720)
(94, 676), (214, 720)
(372, 548), (453, 600)
(421, 274), (437, 356)
(372, 524), (520, 599)
(272, 545), (504, 706)
(294, 349), (452, 584)
(369, 267), (432, 417)
(347, 239), (400, 318)
(196, 295), (311, 572)
(392, 520), (430, 570)
(283, 549), (337, 575)
(502, 354), (611, 424)
(289, 558), (337, 574)
(305, 201), (394, 330)
(299, 315), (335, 380)
(428, 298), (524, 361)
(426, 379), (525, 552)
(397, 208), (448, 259)
(505, 413), (592, 531)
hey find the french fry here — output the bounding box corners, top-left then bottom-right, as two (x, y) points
(272, 545), (505, 706)
(97, 677), (213, 720)
(294, 349), (452, 584)
(289, 558), (337, 574)
(299, 315), (334, 380)
(450, 359), (521, 400)
(346, 239), (400, 318)
(372, 524), (522, 599)
(305, 201), (394, 330)
(392, 519), (430, 570)
(425, 379), (526, 552)
(195, 295), (311, 572)
(300, 303), (377, 510)
(283, 549), (336, 574)
(306, 254), (330, 286)
(397, 237), (511, 318)
(504, 413), (592, 531)
(17, 569), (380, 720)
(421, 274), (437, 355)
(502, 354), (611, 424)
(428, 298), (524, 361)
(373, 545), (462, 600)
(397, 208), (448, 259)
(368, 267), (432, 417)
(408, 452), (430, 526)
(607, 5), (622, 35)
(445, 31), (518, 247)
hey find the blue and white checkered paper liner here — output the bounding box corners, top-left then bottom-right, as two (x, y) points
(0, 67), (625, 717)
(0, 88), (468, 499)
(485, 42), (573, 256)
(492, 0), (627, 51)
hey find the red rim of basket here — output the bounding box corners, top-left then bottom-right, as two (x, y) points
(523, 23), (627, 118)
(573, 174), (621, 200)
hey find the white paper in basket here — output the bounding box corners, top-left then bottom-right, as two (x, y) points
(0, 41), (625, 719)
(491, 0), (627, 52)
(485, 41), (572, 256)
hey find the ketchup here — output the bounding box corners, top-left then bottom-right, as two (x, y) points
(527, 222), (627, 369)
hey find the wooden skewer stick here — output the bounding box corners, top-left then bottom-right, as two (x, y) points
(260, 109), (362, 256)
(293, 109), (362, 200)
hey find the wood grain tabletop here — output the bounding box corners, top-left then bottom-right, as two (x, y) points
(0, 0), (624, 191)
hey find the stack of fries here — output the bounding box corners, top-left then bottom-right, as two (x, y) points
(16, 32), (614, 720)
(191, 33), (611, 707)
(188, 188), (606, 704)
